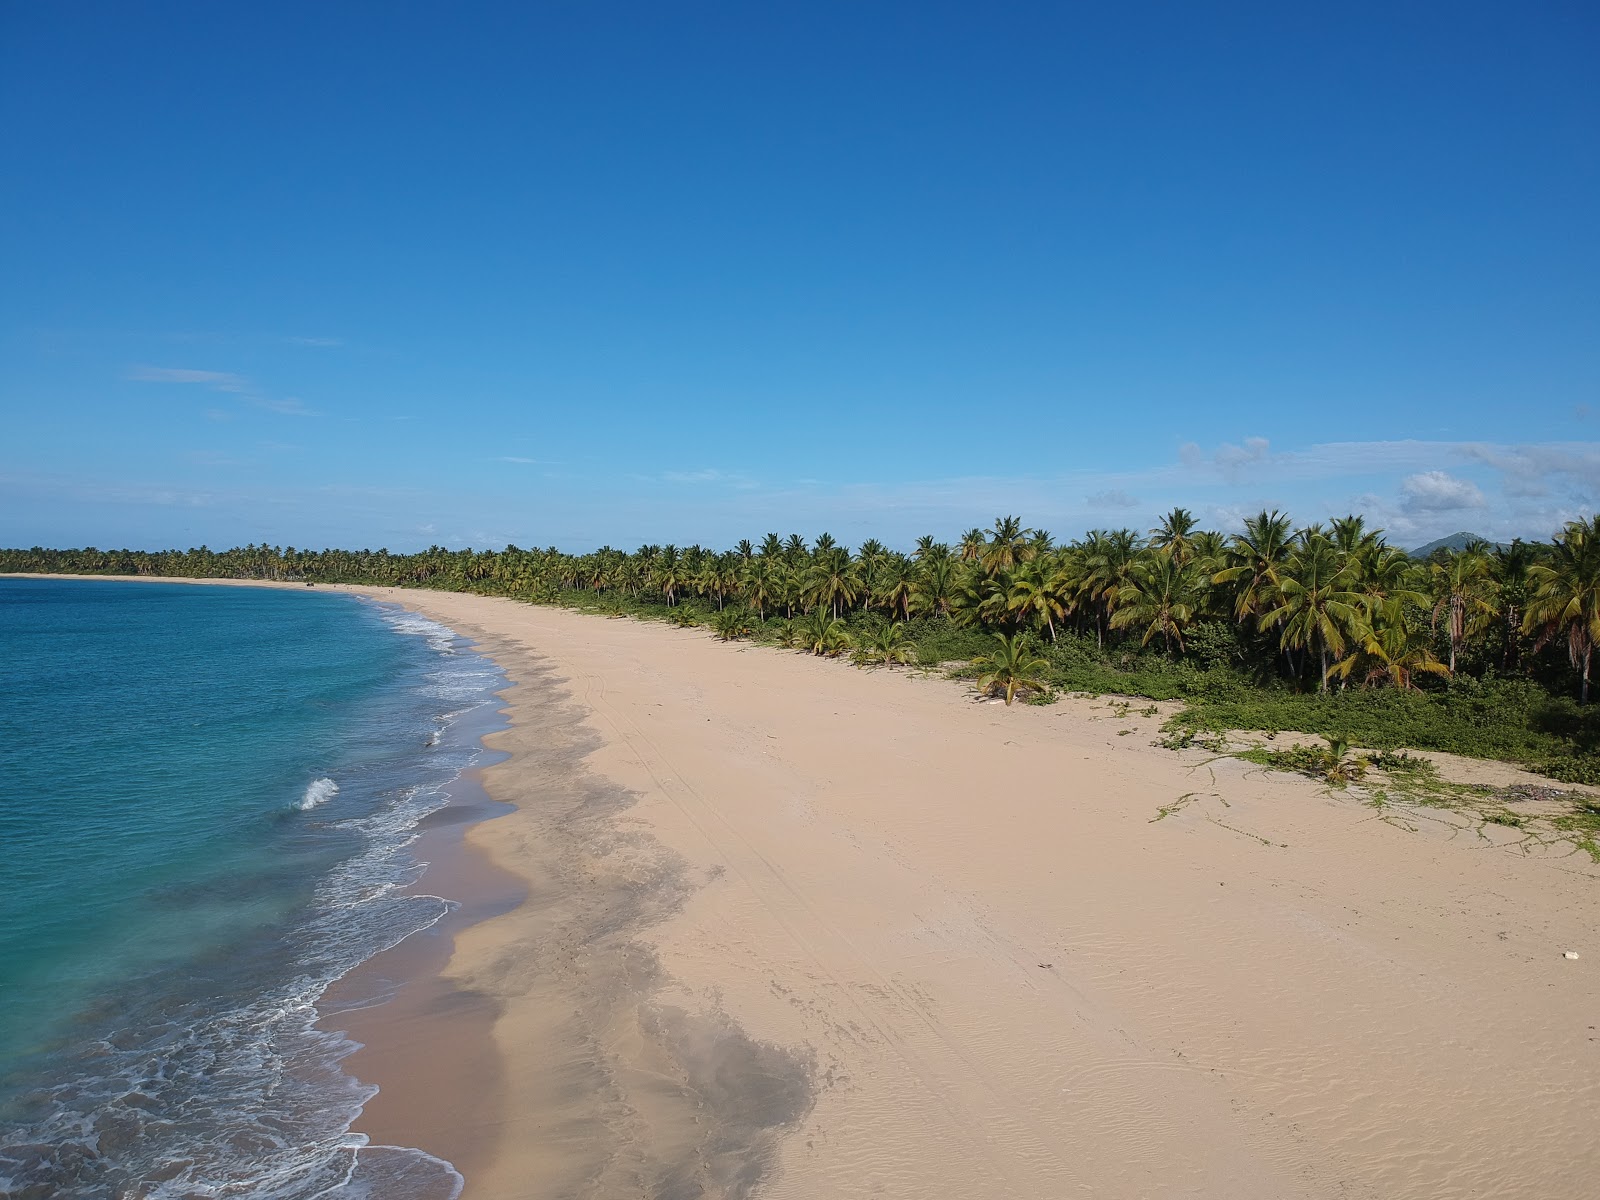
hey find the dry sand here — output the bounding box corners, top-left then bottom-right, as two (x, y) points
(335, 588), (1600, 1200)
(13, 576), (1599, 1196)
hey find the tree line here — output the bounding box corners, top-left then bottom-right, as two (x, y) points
(5, 510), (1599, 705)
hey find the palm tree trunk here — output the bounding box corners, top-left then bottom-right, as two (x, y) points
(1585, 647), (1592, 705)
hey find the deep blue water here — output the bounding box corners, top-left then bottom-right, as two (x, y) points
(0, 579), (502, 1198)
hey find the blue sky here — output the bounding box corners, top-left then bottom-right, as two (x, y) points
(2, 1), (1596, 552)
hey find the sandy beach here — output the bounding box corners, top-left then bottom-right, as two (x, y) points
(323, 586), (1600, 1200)
(9, 575), (1598, 1196)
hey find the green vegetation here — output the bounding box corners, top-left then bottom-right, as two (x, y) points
(8, 511), (1600, 782)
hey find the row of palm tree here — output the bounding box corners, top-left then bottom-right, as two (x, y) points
(6, 512), (1599, 701)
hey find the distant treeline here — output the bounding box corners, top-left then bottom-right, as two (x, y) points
(7, 512), (1600, 779)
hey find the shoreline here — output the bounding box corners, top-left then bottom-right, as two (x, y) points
(11, 574), (1600, 1195)
(1, 573), (531, 1196)
(321, 705), (525, 1187)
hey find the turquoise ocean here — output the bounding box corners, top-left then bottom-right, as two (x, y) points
(0, 579), (503, 1198)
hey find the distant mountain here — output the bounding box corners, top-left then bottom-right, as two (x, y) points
(1408, 532), (1508, 557)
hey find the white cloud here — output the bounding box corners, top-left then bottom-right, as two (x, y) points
(287, 336), (343, 347)
(1399, 470), (1486, 512)
(1180, 436), (1271, 482)
(127, 365), (248, 393)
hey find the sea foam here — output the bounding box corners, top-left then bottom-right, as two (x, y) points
(298, 778), (340, 810)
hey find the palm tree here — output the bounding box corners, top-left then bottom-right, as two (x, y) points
(1214, 509), (1295, 623)
(1110, 549), (1205, 652)
(712, 607), (752, 641)
(1259, 536), (1365, 692)
(1326, 614), (1450, 691)
(1493, 539), (1539, 671)
(801, 607), (853, 656)
(910, 555), (958, 619)
(1007, 558), (1067, 641)
(742, 557), (777, 621)
(958, 527), (986, 563)
(1524, 517), (1600, 703)
(1151, 507), (1199, 562)
(979, 515), (1031, 576)
(1077, 529), (1143, 646)
(804, 545), (859, 618)
(875, 553), (918, 622)
(1430, 548), (1499, 673)
(860, 622), (915, 667)
(975, 633), (1050, 705)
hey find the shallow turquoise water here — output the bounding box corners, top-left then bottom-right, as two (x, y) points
(0, 579), (501, 1197)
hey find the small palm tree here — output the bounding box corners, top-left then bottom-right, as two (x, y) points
(975, 633), (1050, 705)
(860, 621), (914, 668)
(712, 607), (751, 641)
(801, 608), (853, 656)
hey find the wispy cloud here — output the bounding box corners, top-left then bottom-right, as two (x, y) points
(127, 364), (319, 417)
(250, 396), (315, 416)
(127, 365), (249, 393)
(496, 455), (561, 465)
(1086, 488), (1140, 509)
(661, 468), (758, 488)
(287, 336), (343, 348)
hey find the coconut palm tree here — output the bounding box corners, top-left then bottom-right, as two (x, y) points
(1006, 558), (1067, 641)
(712, 607), (751, 641)
(1151, 507), (1199, 562)
(1326, 615), (1450, 691)
(1110, 549), (1205, 652)
(742, 556), (777, 621)
(805, 545), (859, 618)
(875, 553), (918, 622)
(910, 555), (959, 618)
(958, 527), (986, 563)
(1524, 517), (1600, 703)
(1492, 539), (1539, 671)
(1214, 509), (1295, 623)
(1259, 536), (1365, 692)
(1430, 548), (1499, 674)
(860, 621), (914, 668)
(979, 515), (1031, 576)
(801, 607), (853, 656)
(975, 633), (1050, 705)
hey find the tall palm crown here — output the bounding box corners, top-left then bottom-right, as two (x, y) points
(1214, 509), (1295, 622)
(1112, 548), (1205, 652)
(1151, 507), (1199, 562)
(1258, 536), (1366, 691)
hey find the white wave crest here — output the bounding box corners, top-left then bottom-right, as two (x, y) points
(297, 778), (340, 811)
(376, 609), (458, 654)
